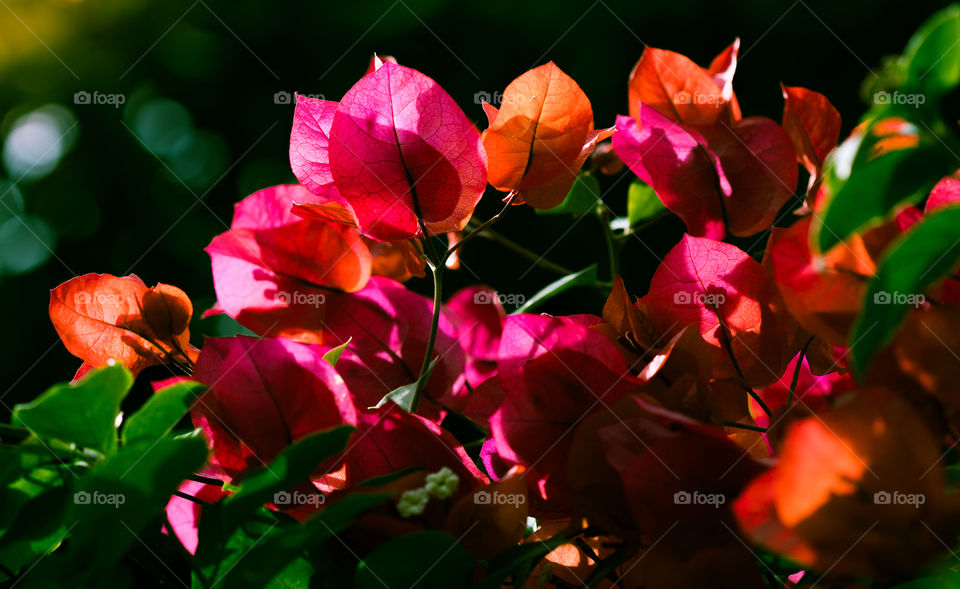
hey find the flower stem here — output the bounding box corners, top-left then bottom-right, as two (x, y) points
(410, 262), (443, 413)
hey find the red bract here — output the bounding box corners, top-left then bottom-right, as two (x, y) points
(615, 44), (797, 239)
(489, 314), (639, 508)
(316, 404), (487, 491)
(326, 60), (487, 241)
(780, 85), (841, 200)
(191, 336), (358, 481)
(481, 62), (612, 209)
(49, 273), (197, 377)
(643, 235), (791, 387)
(767, 216), (900, 346)
(206, 185), (373, 343)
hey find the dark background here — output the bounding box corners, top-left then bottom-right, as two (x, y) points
(0, 0), (951, 408)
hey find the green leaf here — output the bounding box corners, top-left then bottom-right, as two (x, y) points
(892, 570), (960, 589)
(121, 379), (205, 446)
(43, 432), (209, 585)
(12, 364), (133, 457)
(321, 337), (352, 367)
(513, 265), (599, 314)
(851, 205), (960, 376)
(902, 5), (960, 97)
(215, 493), (387, 588)
(535, 172), (600, 216)
(369, 357), (438, 413)
(223, 426), (354, 522)
(354, 531), (475, 589)
(814, 130), (953, 253)
(475, 531), (568, 588)
(626, 179), (665, 226)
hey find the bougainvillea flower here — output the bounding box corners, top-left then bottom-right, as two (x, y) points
(891, 306), (960, 427)
(614, 107), (796, 239)
(767, 216), (900, 346)
(312, 277), (466, 422)
(444, 465), (528, 559)
(642, 235), (792, 387)
(191, 336), (358, 481)
(49, 273), (198, 377)
(627, 42), (741, 126)
(316, 404), (487, 492)
(481, 62), (613, 209)
(445, 286), (505, 404)
(734, 389), (960, 580)
(326, 60), (487, 241)
(780, 85), (841, 202)
(925, 168), (960, 213)
(490, 314), (639, 508)
(164, 477), (227, 555)
(615, 42), (796, 239)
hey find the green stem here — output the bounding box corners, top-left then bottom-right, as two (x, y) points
(724, 421), (768, 433)
(410, 263), (443, 413)
(787, 336), (814, 406)
(447, 190), (517, 259)
(597, 207), (620, 281)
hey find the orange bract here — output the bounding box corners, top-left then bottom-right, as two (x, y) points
(49, 273), (197, 376)
(482, 62), (611, 209)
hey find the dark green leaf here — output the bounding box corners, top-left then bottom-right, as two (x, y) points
(354, 530), (474, 589)
(12, 364), (133, 457)
(815, 132), (953, 253)
(121, 379), (205, 446)
(851, 205), (960, 376)
(370, 358), (438, 413)
(514, 265), (598, 314)
(475, 531), (568, 588)
(535, 172), (600, 216)
(223, 426), (354, 522)
(216, 493), (387, 588)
